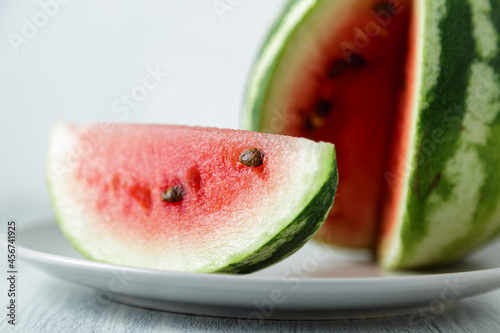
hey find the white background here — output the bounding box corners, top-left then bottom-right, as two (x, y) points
(0, 0), (285, 223)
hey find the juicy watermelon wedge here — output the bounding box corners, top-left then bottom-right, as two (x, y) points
(244, 0), (500, 269)
(46, 123), (338, 273)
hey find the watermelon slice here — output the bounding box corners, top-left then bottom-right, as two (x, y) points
(46, 123), (338, 273)
(243, 0), (500, 269)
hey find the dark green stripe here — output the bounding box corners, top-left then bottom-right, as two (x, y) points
(402, 0), (478, 260)
(489, 0), (500, 88)
(423, 0), (500, 263)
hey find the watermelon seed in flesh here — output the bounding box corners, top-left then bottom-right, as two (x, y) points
(239, 148), (265, 167)
(46, 123), (338, 273)
(161, 186), (184, 203)
(347, 53), (366, 68)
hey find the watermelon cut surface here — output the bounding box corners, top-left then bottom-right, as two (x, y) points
(46, 123), (338, 273)
(244, 0), (500, 269)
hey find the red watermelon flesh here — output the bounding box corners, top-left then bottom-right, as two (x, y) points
(47, 123), (337, 273)
(266, 0), (416, 248)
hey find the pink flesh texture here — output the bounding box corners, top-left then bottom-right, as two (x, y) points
(66, 124), (300, 245)
(273, 0), (414, 248)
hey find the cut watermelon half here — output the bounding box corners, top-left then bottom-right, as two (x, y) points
(46, 123), (338, 273)
(244, 0), (500, 269)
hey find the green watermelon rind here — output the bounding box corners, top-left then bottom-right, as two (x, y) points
(47, 163), (337, 274)
(217, 154), (338, 273)
(46, 123), (338, 274)
(243, 0), (321, 131)
(385, 0), (500, 269)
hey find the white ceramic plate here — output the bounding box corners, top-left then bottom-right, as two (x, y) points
(10, 219), (500, 320)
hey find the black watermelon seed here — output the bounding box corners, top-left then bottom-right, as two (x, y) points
(350, 53), (366, 69)
(239, 148), (264, 167)
(328, 59), (348, 78)
(304, 116), (315, 131)
(161, 186), (184, 202)
(316, 99), (332, 116)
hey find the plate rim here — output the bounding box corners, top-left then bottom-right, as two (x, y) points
(8, 220), (500, 320)
(11, 221), (500, 285)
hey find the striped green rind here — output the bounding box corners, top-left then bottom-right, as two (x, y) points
(218, 154), (338, 273)
(243, 0), (500, 269)
(385, 0), (500, 269)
